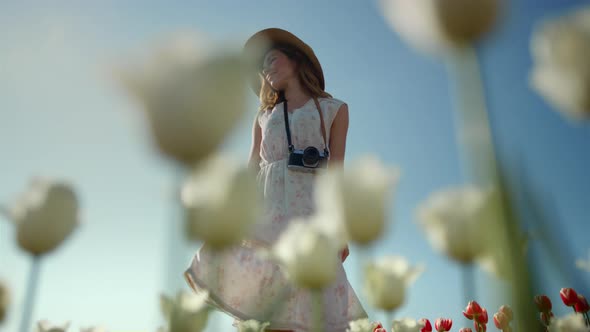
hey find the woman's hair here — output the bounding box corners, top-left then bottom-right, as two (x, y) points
(258, 44), (332, 111)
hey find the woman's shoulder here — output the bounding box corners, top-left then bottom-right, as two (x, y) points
(317, 97), (347, 113)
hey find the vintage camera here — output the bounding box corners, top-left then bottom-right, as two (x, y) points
(287, 146), (329, 172)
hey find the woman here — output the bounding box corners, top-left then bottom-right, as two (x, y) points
(185, 28), (367, 332)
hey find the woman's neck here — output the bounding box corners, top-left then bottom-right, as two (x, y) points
(283, 81), (311, 109)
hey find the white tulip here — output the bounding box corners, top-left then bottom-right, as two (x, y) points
(272, 219), (340, 289)
(0, 281), (8, 323)
(416, 186), (496, 264)
(378, 0), (500, 53)
(315, 155), (399, 246)
(114, 32), (257, 166)
(3, 178), (79, 256)
(181, 155), (261, 249)
(391, 318), (426, 332)
(363, 256), (424, 311)
(36, 320), (71, 332)
(80, 327), (108, 332)
(576, 249), (590, 273)
(236, 319), (270, 332)
(346, 318), (381, 332)
(160, 290), (211, 332)
(530, 6), (590, 120)
(548, 313), (589, 332)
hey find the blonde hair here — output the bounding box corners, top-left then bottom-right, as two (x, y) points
(258, 44), (331, 111)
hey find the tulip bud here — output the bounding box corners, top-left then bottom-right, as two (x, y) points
(498, 305), (513, 321)
(435, 318), (452, 332)
(493, 312), (509, 329)
(419, 318), (433, 332)
(475, 308), (488, 325)
(6, 179), (80, 256)
(474, 321), (487, 332)
(534, 295), (552, 312)
(560, 288), (579, 307)
(373, 322), (384, 331)
(540, 311), (553, 327)
(575, 294), (590, 313)
(463, 301), (483, 320)
(459, 329), (472, 332)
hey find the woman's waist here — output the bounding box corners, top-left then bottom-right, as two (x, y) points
(259, 157), (287, 169)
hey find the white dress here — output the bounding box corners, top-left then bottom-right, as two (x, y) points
(184, 97), (367, 331)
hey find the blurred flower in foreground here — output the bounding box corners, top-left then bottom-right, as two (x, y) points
(181, 155), (261, 249)
(36, 320), (71, 332)
(236, 320), (270, 332)
(0, 281), (8, 323)
(416, 186), (495, 264)
(345, 318), (382, 332)
(378, 0), (500, 53)
(364, 256), (424, 311)
(458, 329), (472, 332)
(80, 327), (108, 332)
(476, 231), (527, 280)
(392, 318), (426, 332)
(315, 155), (400, 246)
(114, 31), (256, 166)
(530, 5), (590, 121)
(576, 249), (590, 273)
(272, 219), (339, 289)
(547, 313), (588, 332)
(2, 178), (79, 256)
(160, 290), (210, 332)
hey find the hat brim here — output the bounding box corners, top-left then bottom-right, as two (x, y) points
(243, 28), (325, 97)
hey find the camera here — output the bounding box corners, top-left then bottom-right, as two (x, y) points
(287, 146), (329, 172)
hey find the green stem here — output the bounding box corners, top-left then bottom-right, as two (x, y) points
(445, 46), (537, 332)
(385, 310), (395, 330)
(19, 255), (42, 332)
(311, 289), (324, 332)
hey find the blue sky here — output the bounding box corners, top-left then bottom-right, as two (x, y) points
(1, 1), (589, 331)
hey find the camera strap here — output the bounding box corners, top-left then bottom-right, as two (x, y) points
(282, 97), (330, 156)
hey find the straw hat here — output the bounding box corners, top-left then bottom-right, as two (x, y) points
(243, 28), (325, 96)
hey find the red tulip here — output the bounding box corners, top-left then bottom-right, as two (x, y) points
(575, 294), (590, 313)
(474, 321), (487, 332)
(463, 301), (483, 320)
(475, 308), (488, 325)
(435, 318), (453, 332)
(459, 329), (472, 332)
(534, 295), (552, 312)
(493, 312), (509, 329)
(540, 311), (554, 327)
(560, 288), (578, 307)
(498, 305), (513, 321)
(373, 322), (385, 332)
(419, 318), (432, 332)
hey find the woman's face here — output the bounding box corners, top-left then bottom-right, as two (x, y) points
(261, 49), (297, 91)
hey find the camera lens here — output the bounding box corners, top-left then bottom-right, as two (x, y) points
(302, 147), (320, 167)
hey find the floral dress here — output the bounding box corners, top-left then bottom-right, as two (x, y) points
(184, 97), (368, 331)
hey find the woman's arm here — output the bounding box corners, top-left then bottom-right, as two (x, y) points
(328, 103), (349, 167)
(329, 103), (350, 262)
(248, 113), (262, 172)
